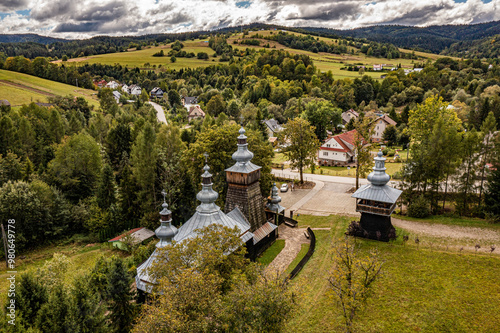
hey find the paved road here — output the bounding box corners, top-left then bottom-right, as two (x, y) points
(148, 101), (167, 124)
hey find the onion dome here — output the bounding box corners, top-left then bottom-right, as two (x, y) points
(232, 126), (254, 165)
(196, 163), (219, 213)
(156, 191), (177, 248)
(367, 150), (391, 186)
(266, 183), (285, 214)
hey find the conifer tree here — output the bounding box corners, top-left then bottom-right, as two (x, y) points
(72, 275), (108, 333)
(36, 284), (79, 333)
(107, 258), (136, 333)
(97, 163), (116, 209)
(17, 272), (48, 327)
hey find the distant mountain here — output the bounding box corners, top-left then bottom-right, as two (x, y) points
(0, 34), (71, 44)
(299, 21), (500, 54)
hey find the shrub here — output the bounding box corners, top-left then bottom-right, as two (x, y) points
(382, 148), (388, 155)
(408, 195), (430, 218)
(387, 149), (395, 157)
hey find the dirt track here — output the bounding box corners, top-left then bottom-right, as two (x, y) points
(0, 80), (56, 97)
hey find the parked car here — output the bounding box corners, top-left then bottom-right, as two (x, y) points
(280, 183), (289, 192)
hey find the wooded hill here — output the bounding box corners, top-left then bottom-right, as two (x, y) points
(299, 21), (500, 56)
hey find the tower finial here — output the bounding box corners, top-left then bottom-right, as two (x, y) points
(239, 115), (244, 126)
(203, 152), (209, 164)
(161, 189), (167, 204)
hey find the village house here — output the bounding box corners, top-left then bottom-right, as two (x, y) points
(182, 96), (198, 106)
(373, 64), (383, 71)
(106, 81), (119, 89)
(121, 84), (129, 93)
(341, 109), (359, 125)
(262, 119), (283, 138)
(113, 91), (122, 103)
(0, 100), (11, 111)
(187, 105), (206, 121)
(150, 87), (164, 99)
(93, 79), (107, 88)
(371, 114), (397, 142)
(129, 84), (142, 96)
(108, 227), (155, 250)
(318, 129), (358, 166)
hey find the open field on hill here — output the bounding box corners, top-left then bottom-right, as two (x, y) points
(53, 40), (219, 70)
(287, 215), (500, 332)
(0, 69), (99, 107)
(51, 30), (443, 80)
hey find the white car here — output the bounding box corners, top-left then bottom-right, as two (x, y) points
(280, 183), (289, 192)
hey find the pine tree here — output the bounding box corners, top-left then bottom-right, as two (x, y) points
(97, 163), (116, 209)
(72, 275), (108, 333)
(16, 272), (48, 327)
(107, 258), (135, 333)
(21, 157), (35, 181)
(36, 284), (79, 333)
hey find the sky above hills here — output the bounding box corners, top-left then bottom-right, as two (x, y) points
(0, 0), (499, 39)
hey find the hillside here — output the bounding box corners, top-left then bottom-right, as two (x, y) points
(300, 20), (500, 54)
(0, 69), (98, 107)
(0, 33), (70, 44)
(443, 34), (500, 59)
(54, 30), (440, 80)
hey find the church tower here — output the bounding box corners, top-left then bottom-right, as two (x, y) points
(224, 126), (266, 232)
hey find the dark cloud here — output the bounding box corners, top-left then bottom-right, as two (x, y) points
(0, 0), (29, 11)
(287, 2), (359, 21)
(382, 3), (455, 26)
(31, 1), (75, 21)
(75, 1), (128, 22)
(53, 21), (102, 32)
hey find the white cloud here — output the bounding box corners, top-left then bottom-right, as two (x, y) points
(0, 0), (498, 38)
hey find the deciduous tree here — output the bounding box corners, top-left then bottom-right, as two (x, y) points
(279, 118), (319, 184)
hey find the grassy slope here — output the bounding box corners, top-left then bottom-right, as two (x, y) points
(0, 242), (121, 307)
(0, 69), (99, 107)
(56, 40), (218, 70)
(286, 215), (500, 332)
(257, 239), (286, 265)
(54, 30), (442, 80)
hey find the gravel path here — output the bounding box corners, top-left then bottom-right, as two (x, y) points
(266, 225), (310, 275)
(393, 218), (500, 242)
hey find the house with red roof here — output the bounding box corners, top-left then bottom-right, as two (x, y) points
(318, 129), (358, 166)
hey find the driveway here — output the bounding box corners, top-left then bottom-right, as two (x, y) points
(148, 101), (167, 124)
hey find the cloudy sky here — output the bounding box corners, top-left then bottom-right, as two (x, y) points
(0, 0), (499, 39)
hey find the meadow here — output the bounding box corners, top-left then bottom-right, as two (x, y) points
(53, 30), (442, 80)
(0, 69), (99, 107)
(287, 214), (500, 332)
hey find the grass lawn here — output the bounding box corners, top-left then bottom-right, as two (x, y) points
(285, 215), (500, 332)
(306, 162), (403, 178)
(0, 69), (99, 107)
(257, 239), (286, 265)
(284, 243), (310, 277)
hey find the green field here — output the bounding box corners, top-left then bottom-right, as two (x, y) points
(55, 40), (218, 70)
(53, 30), (443, 80)
(286, 215), (500, 332)
(0, 69), (99, 107)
